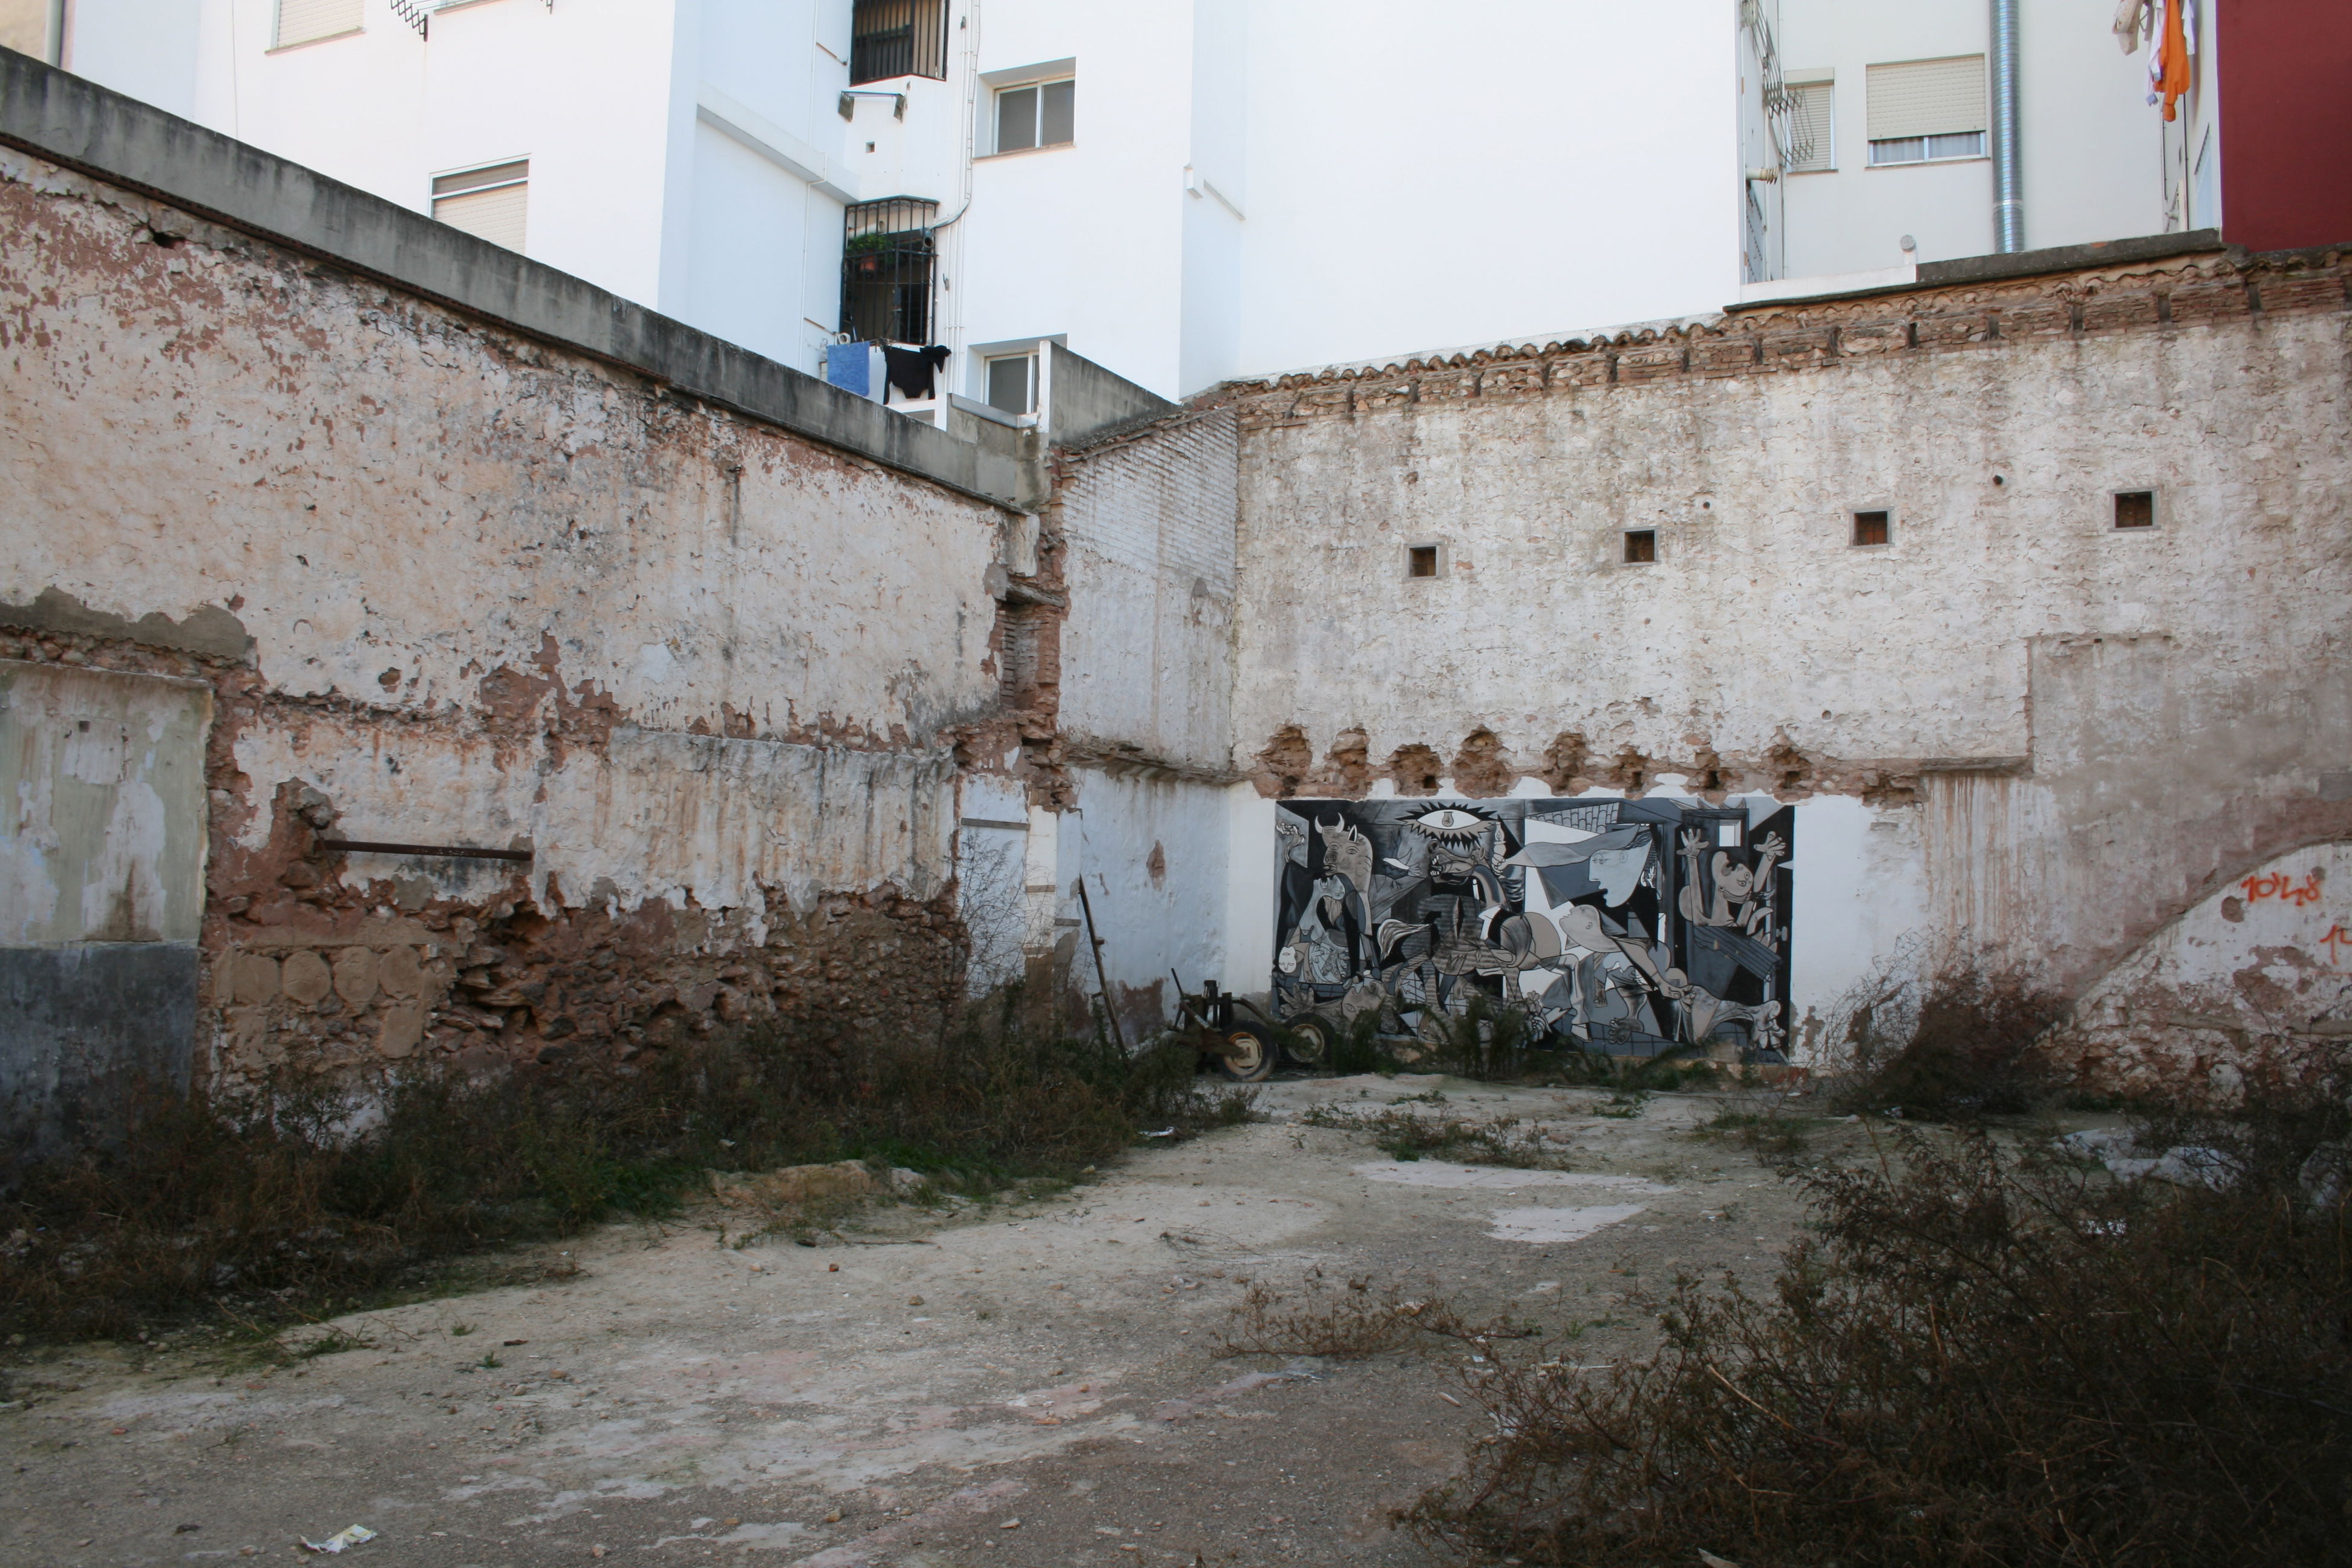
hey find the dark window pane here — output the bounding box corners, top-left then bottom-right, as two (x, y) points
(987, 355), (1033, 414)
(2114, 491), (2155, 529)
(1624, 530), (1657, 564)
(1853, 510), (1891, 546)
(1408, 546), (1437, 578)
(997, 87), (1037, 152)
(1040, 80), (1076, 146)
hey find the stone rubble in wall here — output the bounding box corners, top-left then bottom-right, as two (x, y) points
(1243, 717), (1937, 808)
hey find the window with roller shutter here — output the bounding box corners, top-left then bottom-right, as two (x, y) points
(273, 0), (362, 50)
(1865, 55), (1987, 166)
(1781, 70), (1834, 173)
(431, 160), (529, 253)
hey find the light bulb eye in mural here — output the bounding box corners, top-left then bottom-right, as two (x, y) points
(1272, 794), (1796, 1063)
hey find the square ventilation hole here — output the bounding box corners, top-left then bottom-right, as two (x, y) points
(1622, 529), (1657, 564)
(1407, 544), (1439, 578)
(1852, 509), (1891, 546)
(2113, 491), (2155, 529)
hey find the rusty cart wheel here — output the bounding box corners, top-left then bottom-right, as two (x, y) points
(1215, 1022), (1278, 1082)
(1282, 1014), (1334, 1069)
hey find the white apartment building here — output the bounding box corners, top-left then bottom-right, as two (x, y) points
(16, 0), (2213, 404)
(8, 0), (864, 373)
(1739, 0), (2218, 292)
(933, 0), (1742, 402)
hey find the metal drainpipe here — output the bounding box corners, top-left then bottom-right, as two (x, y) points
(1990, 0), (2024, 252)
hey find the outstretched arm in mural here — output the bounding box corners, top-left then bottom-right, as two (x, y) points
(1677, 828), (1725, 926)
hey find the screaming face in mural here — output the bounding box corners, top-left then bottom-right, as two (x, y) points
(1272, 795), (1795, 1061)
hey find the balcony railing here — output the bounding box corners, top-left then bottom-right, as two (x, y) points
(841, 198), (939, 346)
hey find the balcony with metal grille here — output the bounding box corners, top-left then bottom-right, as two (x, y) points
(850, 0), (947, 85)
(841, 198), (939, 346)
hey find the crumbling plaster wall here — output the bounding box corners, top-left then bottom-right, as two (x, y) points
(1, 146), (1026, 1087)
(1054, 409), (1240, 777)
(2060, 840), (2352, 1096)
(1048, 410), (1244, 1028)
(1221, 249), (2352, 1042)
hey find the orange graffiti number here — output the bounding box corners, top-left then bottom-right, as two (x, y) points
(2324, 925), (2352, 966)
(2240, 869), (2325, 907)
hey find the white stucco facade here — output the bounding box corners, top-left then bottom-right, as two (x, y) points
(949, 0), (1743, 399)
(48, 1), (2221, 407)
(1745, 0), (2213, 287)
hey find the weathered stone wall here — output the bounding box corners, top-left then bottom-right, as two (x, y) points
(1047, 411), (1244, 1036)
(1218, 247), (2352, 1083)
(0, 144), (1022, 1097)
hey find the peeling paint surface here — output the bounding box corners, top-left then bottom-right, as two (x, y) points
(1, 661), (209, 945)
(2063, 841), (2352, 1093)
(229, 719), (956, 917)
(0, 660), (209, 1147)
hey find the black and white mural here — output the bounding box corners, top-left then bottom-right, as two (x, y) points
(1272, 797), (1794, 1060)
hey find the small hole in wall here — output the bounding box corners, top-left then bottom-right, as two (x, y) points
(1852, 510), (1891, 546)
(2114, 491), (2155, 529)
(1407, 545), (1439, 578)
(1622, 530), (1657, 564)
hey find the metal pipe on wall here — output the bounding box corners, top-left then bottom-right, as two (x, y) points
(1990, 0), (2024, 252)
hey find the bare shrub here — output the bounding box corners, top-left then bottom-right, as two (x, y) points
(1821, 943), (2069, 1120)
(1404, 1106), (2352, 1567)
(1434, 992), (1539, 1082)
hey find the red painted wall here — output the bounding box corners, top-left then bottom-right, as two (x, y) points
(2218, 0), (2352, 252)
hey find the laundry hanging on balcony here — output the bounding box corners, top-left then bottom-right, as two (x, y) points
(883, 344), (952, 402)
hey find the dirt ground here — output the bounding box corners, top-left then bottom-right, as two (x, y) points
(1, 1075), (1818, 1568)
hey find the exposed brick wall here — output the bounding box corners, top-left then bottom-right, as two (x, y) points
(0, 145), (1022, 1096)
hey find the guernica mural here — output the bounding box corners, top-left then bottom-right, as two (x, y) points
(1272, 797), (1796, 1061)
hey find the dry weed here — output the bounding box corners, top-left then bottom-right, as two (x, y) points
(1298, 1103), (1575, 1169)
(1214, 1271), (1535, 1362)
(1403, 1106), (2352, 1567)
(1, 1008), (1245, 1342)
